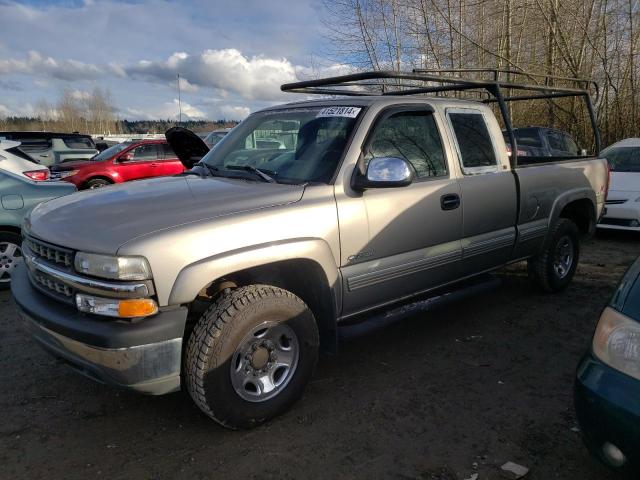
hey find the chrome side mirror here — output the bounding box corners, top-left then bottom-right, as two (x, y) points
(353, 156), (414, 190)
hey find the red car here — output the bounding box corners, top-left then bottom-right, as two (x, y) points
(50, 139), (185, 189)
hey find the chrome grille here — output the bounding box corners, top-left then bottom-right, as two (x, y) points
(28, 268), (75, 303)
(25, 236), (74, 268)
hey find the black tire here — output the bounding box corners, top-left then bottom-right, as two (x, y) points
(0, 231), (22, 290)
(528, 218), (580, 292)
(185, 285), (319, 429)
(85, 178), (111, 189)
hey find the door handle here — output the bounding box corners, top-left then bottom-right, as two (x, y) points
(440, 193), (460, 210)
(150, 163), (159, 167)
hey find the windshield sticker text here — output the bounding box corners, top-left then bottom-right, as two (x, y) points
(316, 107), (361, 118)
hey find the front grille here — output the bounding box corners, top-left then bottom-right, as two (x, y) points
(25, 235), (74, 269)
(605, 199), (628, 205)
(600, 217), (638, 227)
(28, 268), (75, 304)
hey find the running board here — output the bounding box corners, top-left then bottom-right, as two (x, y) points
(337, 275), (501, 340)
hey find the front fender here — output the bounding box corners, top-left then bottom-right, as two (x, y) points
(168, 238), (342, 311)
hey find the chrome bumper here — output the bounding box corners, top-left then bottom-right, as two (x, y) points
(20, 309), (182, 395)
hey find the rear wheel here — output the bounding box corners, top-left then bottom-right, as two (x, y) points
(85, 178), (111, 189)
(185, 285), (319, 429)
(0, 231), (22, 289)
(528, 218), (580, 292)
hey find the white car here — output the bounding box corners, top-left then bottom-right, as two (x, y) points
(0, 139), (50, 181)
(599, 138), (640, 231)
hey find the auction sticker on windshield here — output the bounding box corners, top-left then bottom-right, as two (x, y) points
(316, 107), (361, 118)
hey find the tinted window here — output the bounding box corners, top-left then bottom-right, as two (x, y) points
(366, 110), (447, 178)
(563, 134), (580, 155)
(132, 144), (159, 161)
(63, 136), (95, 149)
(15, 137), (52, 154)
(449, 112), (497, 172)
(547, 131), (566, 152)
(602, 147), (640, 172)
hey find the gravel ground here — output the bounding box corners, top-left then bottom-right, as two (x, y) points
(1, 230), (638, 480)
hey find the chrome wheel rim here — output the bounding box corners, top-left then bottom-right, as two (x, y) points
(89, 182), (106, 189)
(553, 235), (574, 279)
(230, 321), (299, 402)
(0, 242), (22, 283)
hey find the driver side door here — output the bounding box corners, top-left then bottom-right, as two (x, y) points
(337, 107), (463, 317)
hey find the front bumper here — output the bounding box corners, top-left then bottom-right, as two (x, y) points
(598, 203), (640, 231)
(574, 352), (640, 474)
(11, 264), (188, 395)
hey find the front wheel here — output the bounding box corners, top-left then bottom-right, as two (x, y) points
(185, 285), (319, 429)
(528, 218), (580, 292)
(0, 231), (22, 289)
(85, 178), (111, 189)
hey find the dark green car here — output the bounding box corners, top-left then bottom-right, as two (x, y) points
(575, 256), (640, 476)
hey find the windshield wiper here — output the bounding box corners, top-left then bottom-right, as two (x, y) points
(193, 161), (220, 178)
(225, 165), (276, 183)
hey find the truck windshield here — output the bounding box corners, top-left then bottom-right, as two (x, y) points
(201, 106), (362, 184)
(602, 147), (640, 172)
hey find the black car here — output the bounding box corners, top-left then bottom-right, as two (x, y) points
(502, 127), (583, 157)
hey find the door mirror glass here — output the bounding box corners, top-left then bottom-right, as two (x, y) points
(118, 152), (134, 162)
(353, 156), (413, 190)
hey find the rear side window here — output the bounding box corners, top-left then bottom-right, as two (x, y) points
(62, 137), (95, 149)
(546, 131), (566, 152)
(16, 137), (52, 154)
(365, 110), (447, 179)
(448, 111), (498, 174)
(132, 144), (160, 161)
(162, 144), (177, 159)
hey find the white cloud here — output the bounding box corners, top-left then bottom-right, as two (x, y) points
(126, 49), (298, 101)
(0, 50), (104, 81)
(218, 105), (251, 120)
(0, 104), (12, 117)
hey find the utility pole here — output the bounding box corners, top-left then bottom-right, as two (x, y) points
(177, 73), (182, 124)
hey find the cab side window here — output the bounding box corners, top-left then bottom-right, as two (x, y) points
(365, 110), (447, 179)
(448, 111), (498, 174)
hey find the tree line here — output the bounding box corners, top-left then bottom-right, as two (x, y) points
(0, 87), (234, 134)
(324, 0), (640, 149)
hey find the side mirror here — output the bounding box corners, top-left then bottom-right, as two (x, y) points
(118, 152), (134, 162)
(352, 157), (414, 191)
(580, 148), (588, 157)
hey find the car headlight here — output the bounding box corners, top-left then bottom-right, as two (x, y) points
(57, 169), (79, 179)
(74, 252), (152, 280)
(593, 307), (640, 380)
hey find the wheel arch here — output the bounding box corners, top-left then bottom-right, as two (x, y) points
(171, 239), (341, 353)
(548, 189), (597, 238)
(83, 175), (115, 188)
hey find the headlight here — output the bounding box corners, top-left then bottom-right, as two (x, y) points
(74, 252), (152, 280)
(76, 294), (158, 318)
(57, 169), (79, 179)
(593, 307), (640, 380)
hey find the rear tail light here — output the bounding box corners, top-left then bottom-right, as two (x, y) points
(23, 170), (50, 181)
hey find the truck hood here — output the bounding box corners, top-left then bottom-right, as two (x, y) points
(26, 175), (305, 254)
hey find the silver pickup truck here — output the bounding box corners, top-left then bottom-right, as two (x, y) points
(11, 70), (608, 429)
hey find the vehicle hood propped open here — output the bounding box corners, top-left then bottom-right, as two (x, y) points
(165, 127), (210, 169)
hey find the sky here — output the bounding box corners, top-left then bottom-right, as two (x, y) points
(0, 0), (342, 121)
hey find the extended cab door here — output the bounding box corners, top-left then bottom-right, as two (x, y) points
(337, 107), (463, 317)
(445, 108), (517, 274)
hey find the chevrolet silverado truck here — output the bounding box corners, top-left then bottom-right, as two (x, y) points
(11, 70), (608, 429)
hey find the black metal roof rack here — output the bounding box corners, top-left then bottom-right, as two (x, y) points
(281, 68), (600, 165)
